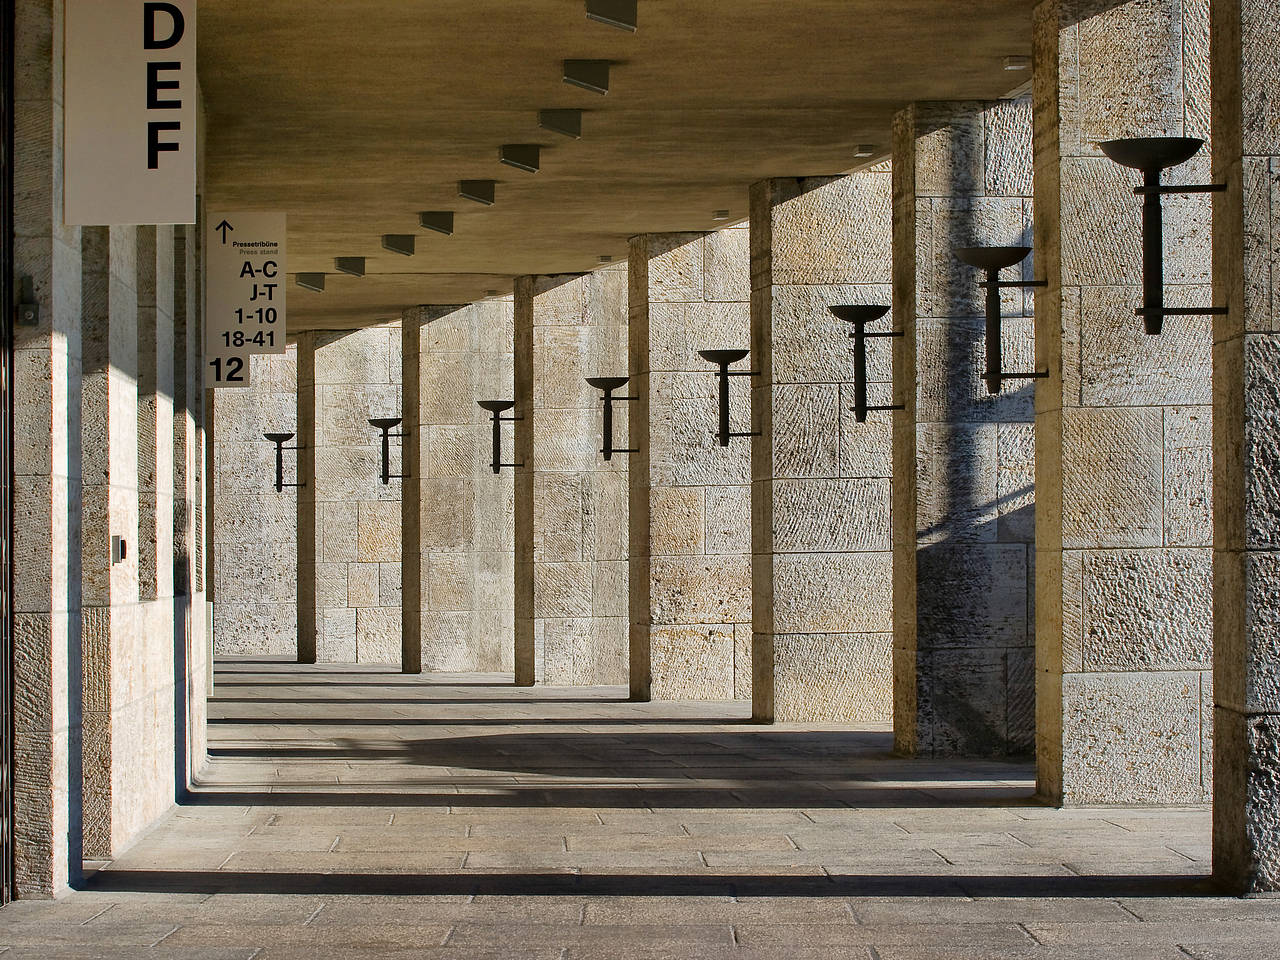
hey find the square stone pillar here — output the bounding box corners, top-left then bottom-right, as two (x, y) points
(296, 333), (318, 664)
(749, 172), (895, 723)
(628, 229), (752, 702)
(1209, 0), (1280, 896)
(401, 310), (424, 674)
(514, 270), (629, 687)
(891, 99), (1036, 758)
(1032, 0), (1213, 803)
(79, 226), (140, 859)
(11, 0), (83, 894)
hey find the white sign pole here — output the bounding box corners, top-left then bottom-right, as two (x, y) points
(65, 0), (197, 226)
(205, 212), (288, 388)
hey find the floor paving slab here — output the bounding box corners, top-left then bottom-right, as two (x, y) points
(3, 658), (1278, 960)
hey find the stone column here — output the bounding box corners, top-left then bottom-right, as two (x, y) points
(1210, 0), (1280, 896)
(891, 99), (1036, 758)
(627, 229), (752, 702)
(1032, 0), (1213, 804)
(79, 226), (139, 859)
(401, 310), (424, 674)
(12, 0), (83, 895)
(749, 171), (895, 723)
(514, 270), (629, 687)
(296, 333), (318, 663)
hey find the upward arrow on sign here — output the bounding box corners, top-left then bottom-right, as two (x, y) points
(215, 219), (233, 244)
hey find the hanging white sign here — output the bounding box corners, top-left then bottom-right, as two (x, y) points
(205, 212), (288, 388)
(64, 0), (197, 226)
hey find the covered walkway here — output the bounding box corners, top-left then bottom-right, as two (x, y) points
(3, 660), (1264, 959)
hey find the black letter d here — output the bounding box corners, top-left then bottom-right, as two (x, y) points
(144, 2), (185, 49)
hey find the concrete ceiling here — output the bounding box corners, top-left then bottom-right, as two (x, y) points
(200, 0), (1037, 332)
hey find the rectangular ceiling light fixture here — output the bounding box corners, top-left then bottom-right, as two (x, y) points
(418, 211), (455, 235)
(586, 0), (637, 31)
(459, 180), (497, 205)
(334, 257), (365, 277)
(563, 60), (612, 95)
(499, 144), (541, 173)
(381, 235), (416, 256)
(539, 109), (583, 139)
(296, 273), (325, 292)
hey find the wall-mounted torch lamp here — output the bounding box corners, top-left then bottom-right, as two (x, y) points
(827, 305), (904, 422)
(1098, 136), (1227, 334)
(263, 432), (305, 493)
(954, 246), (1050, 395)
(697, 349), (760, 447)
(586, 377), (639, 461)
(477, 400), (523, 474)
(368, 417), (408, 485)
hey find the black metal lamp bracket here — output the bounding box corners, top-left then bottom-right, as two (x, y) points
(586, 377), (640, 461)
(954, 247), (1052, 395)
(1099, 137), (1228, 334)
(263, 432), (306, 493)
(369, 418), (409, 485)
(829, 305), (906, 422)
(697, 350), (761, 447)
(477, 401), (524, 474)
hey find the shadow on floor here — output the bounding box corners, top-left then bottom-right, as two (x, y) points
(81, 869), (1214, 899)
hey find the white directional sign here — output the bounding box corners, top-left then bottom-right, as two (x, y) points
(205, 212), (288, 388)
(65, 0), (197, 226)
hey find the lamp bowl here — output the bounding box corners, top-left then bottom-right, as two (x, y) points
(828, 304), (891, 325)
(263, 432), (295, 444)
(477, 399), (517, 413)
(698, 348), (750, 366)
(955, 246), (1032, 271)
(1099, 137), (1204, 172)
(368, 417), (403, 430)
(586, 376), (630, 392)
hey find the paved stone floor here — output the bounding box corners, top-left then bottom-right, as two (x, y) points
(2, 657), (1278, 959)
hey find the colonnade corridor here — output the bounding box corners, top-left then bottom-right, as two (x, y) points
(4, 655), (1262, 958)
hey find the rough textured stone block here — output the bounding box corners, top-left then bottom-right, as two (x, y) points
(357, 500), (400, 563)
(772, 553), (892, 635)
(651, 557), (750, 625)
(346, 562), (379, 609)
(355, 606), (401, 664)
(770, 478), (891, 553)
(704, 485), (750, 556)
(649, 486), (704, 556)
(649, 626), (735, 700)
(772, 632), (893, 722)
(427, 552), (473, 612)
(1061, 672), (1205, 805)
(1061, 408), (1163, 549)
(1079, 548), (1212, 671)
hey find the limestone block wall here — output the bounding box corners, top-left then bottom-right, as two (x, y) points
(750, 171), (896, 723)
(409, 299), (516, 671)
(212, 348), (299, 656)
(892, 99), (1037, 759)
(1033, 0), (1214, 803)
(299, 325), (404, 664)
(515, 269), (629, 686)
(628, 229), (752, 701)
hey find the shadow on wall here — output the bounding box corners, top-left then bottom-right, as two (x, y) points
(913, 118), (1037, 761)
